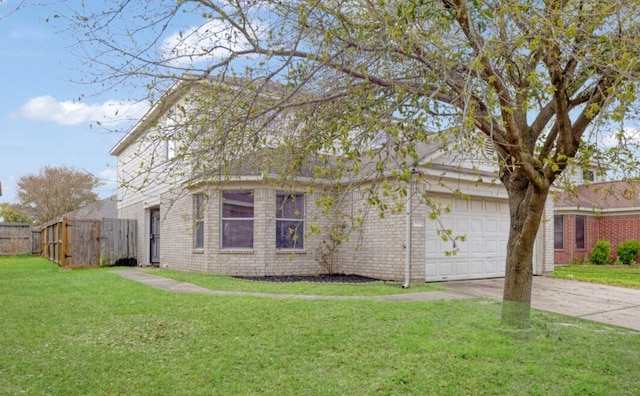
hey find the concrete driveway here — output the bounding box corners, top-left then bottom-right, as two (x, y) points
(444, 276), (640, 331)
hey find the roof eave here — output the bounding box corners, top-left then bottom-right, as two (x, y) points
(109, 79), (194, 156)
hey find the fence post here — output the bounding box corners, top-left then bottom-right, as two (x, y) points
(40, 226), (45, 258)
(56, 221), (62, 264)
(61, 216), (72, 267)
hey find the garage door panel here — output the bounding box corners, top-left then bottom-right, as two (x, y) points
(440, 217), (454, 229)
(485, 240), (498, 253)
(485, 218), (498, 232)
(455, 218), (469, 232)
(454, 260), (470, 275)
(471, 240), (485, 254)
(425, 239), (437, 253)
(440, 262), (452, 276)
(471, 200), (483, 212)
(470, 218), (483, 232)
(470, 260), (485, 274)
(486, 257), (502, 273)
(455, 239), (469, 254)
(454, 199), (469, 212)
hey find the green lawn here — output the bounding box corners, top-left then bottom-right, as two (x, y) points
(553, 264), (640, 289)
(2, 256), (640, 395)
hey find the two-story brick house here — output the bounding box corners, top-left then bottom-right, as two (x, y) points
(110, 77), (555, 282)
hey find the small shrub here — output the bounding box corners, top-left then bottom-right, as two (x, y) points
(616, 239), (640, 265)
(589, 239), (611, 265)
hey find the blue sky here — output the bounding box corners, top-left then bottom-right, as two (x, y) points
(0, 1), (150, 203)
(3, 1), (636, 206)
(0, 1), (259, 204)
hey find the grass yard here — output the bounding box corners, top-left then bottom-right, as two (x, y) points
(553, 264), (640, 289)
(2, 256), (640, 395)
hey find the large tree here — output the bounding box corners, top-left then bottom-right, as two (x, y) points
(0, 202), (32, 224)
(68, 0), (640, 326)
(16, 166), (100, 225)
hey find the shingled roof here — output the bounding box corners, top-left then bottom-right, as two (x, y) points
(65, 195), (118, 220)
(554, 181), (640, 211)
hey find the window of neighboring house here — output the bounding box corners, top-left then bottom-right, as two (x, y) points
(575, 215), (585, 250)
(221, 191), (254, 248)
(165, 115), (178, 160)
(554, 215), (564, 250)
(276, 192), (305, 249)
(583, 169), (594, 182)
(166, 140), (177, 160)
(194, 193), (205, 249)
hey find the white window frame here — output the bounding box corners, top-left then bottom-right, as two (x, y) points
(221, 191), (254, 249)
(194, 193), (205, 250)
(276, 192), (304, 250)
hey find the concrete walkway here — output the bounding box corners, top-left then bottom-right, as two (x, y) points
(112, 269), (640, 331)
(112, 268), (469, 302)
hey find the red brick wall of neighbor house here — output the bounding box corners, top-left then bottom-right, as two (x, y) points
(599, 214), (640, 261)
(554, 214), (594, 264)
(554, 215), (573, 264)
(555, 213), (640, 264)
(586, 216), (600, 258)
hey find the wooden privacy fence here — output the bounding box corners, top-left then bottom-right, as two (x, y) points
(41, 217), (137, 268)
(0, 223), (41, 255)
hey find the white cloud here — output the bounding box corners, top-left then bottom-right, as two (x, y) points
(97, 167), (118, 198)
(17, 96), (149, 126)
(98, 167), (117, 183)
(89, 168), (119, 200)
(600, 127), (640, 148)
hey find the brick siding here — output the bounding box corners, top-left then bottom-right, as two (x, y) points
(120, 178), (553, 281)
(554, 213), (640, 264)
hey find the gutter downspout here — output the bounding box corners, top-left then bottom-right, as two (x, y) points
(403, 172), (415, 288)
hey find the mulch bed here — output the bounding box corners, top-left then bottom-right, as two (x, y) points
(234, 274), (380, 283)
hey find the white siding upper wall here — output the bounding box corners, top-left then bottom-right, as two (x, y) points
(114, 96), (193, 264)
(116, 127), (187, 211)
(556, 162), (606, 186)
(423, 136), (503, 176)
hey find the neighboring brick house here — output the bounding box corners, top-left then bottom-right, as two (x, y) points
(554, 180), (640, 264)
(110, 78), (554, 282)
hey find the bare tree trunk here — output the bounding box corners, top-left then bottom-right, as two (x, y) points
(501, 178), (549, 327)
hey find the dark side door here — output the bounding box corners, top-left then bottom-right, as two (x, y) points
(150, 208), (160, 264)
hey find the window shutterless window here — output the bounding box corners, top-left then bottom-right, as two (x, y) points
(575, 215), (585, 250)
(221, 191), (254, 248)
(554, 215), (564, 250)
(276, 192), (304, 249)
(194, 193), (205, 249)
(583, 169), (594, 182)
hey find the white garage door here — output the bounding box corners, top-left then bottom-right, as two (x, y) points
(425, 197), (510, 282)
